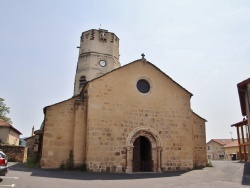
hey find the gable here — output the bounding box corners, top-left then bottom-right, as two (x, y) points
(207, 140), (223, 148)
(87, 59), (193, 98)
(207, 139), (232, 146)
(192, 111), (207, 122)
(84, 59), (197, 126)
(0, 119), (22, 135)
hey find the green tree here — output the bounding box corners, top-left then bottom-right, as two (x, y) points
(0, 98), (12, 124)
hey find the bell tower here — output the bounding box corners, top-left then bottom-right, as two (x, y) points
(73, 29), (120, 95)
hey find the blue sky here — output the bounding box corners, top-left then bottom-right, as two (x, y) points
(1, 0), (249, 141)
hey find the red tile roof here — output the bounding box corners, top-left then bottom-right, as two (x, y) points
(224, 140), (239, 148)
(208, 139), (233, 146)
(0, 119), (22, 135)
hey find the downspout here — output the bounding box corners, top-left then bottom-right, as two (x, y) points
(84, 90), (88, 166)
(77, 83), (89, 166)
(39, 108), (47, 166)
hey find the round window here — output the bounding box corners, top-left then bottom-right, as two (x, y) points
(137, 79), (150, 93)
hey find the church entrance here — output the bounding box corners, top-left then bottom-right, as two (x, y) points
(125, 127), (162, 173)
(133, 136), (152, 172)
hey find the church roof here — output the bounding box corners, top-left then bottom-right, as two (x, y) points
(43, 96), (78, 112)
(81, 59), (193, 97)
(192, 111), (207, 122)
(80, 58), (207, 122)
(44, 58), (207, 123)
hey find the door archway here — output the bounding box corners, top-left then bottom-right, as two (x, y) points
(125, 127), (162, 173)
(133, 136), (152, 172)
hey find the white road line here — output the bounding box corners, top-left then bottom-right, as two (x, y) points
(0, 184), (15, 187)
(0, 177), (19, 179)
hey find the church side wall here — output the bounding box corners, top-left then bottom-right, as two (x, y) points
(73, 98), (87, 165)
(40, 98), (76, 168)
(191, 113), (207, 168)
(85, 61), (196, 172)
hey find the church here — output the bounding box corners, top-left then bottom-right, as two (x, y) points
(39, 29), (207, 173)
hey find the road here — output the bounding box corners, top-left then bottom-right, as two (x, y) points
(0, 161), (249, 188)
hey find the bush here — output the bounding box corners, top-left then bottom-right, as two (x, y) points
(66, 150), (74, 169)
(60, 150), (87, 171)
(26, 157), (39, 168)
(77, 163), (87, 171)
(207, 160), (213, 167)
(60, 161), (65, 169)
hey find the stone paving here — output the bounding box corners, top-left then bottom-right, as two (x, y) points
(1, 161), (250, 188)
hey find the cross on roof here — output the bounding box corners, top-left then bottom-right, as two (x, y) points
(141, 53), (145, 59)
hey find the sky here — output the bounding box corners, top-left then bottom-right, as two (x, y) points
(1, 0), (249, 141)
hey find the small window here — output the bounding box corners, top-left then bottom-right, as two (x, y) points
(207, 146), (210, 150)
(137, 79), (150, 93)
(219, 154), (224, 159)
(79, 76), (86, 87)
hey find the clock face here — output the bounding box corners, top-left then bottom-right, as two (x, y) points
(99, 60), (106, 67)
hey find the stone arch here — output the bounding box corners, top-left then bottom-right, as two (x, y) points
(125, 127), (162, 173)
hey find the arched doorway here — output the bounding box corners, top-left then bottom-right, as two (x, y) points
(125, 127), (162, 173)
(133, 136), (152, 172)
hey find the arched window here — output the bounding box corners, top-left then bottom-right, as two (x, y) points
(79, 76), (86, 87)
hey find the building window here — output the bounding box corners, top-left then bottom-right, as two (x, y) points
(79, 76), (86, 88)
(219, 155), (224, 159)
(137, 79), (150, 93)
(207, 146), (210, 150)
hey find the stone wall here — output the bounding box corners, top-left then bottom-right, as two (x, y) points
(192, 112), (207, 167)
(85, 60), (203, 172)
(25, 135), (40, 159)
(40, 60), (207, 172)
(207, 141), (224, 160)
(74, 29), (120, 95)
(40, 97), (87, 168)
(0, 145), (27, 162)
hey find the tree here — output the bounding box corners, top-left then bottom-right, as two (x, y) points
(0, 98), (12, 124)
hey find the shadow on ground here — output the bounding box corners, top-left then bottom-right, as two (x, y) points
(9, 162), (188, 180)
(242, 162), (250, 185)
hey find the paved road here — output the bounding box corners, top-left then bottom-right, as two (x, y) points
(0, 161), (249, 188)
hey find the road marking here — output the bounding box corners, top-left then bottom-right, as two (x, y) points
(0, 184), (15, 187)
(0, 177), (19, 179)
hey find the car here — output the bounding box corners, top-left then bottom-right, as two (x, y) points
(0, 150), (8, 176)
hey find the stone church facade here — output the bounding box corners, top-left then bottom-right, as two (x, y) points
(39, 29), (207, 172)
